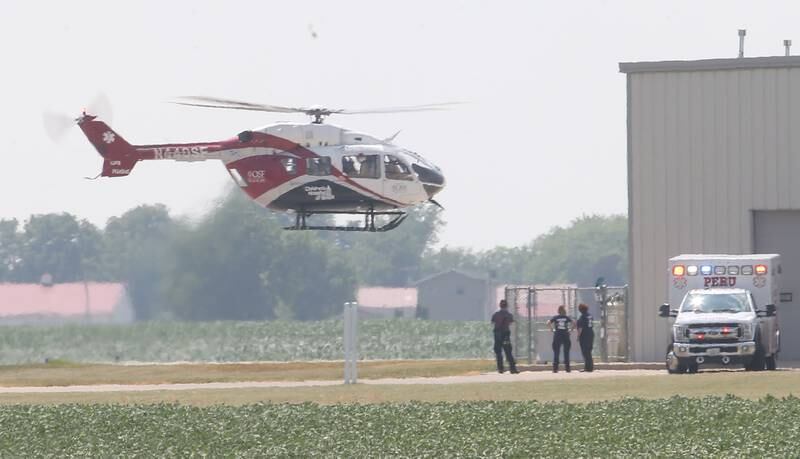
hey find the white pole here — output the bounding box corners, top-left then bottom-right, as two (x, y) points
(352, 302), (358, 382)
(343, 302), (358, 384)
(344, 302), (351, 384)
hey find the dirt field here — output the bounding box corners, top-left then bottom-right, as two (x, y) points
(0, 363), (797, 406)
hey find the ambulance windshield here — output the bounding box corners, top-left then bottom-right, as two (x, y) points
(680, 292), (752, 313)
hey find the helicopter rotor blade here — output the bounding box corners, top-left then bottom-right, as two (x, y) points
(43, 92), (114, 143)
(337, 102), (464, 115)
(87, 92), (113, 124)
(43, 112), (76, 142)
(172, 96), (463, 120)
(171, 96), (301, 113)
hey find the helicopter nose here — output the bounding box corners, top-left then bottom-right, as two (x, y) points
(424, 184), (444, 199)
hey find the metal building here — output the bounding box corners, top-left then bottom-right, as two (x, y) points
(416, 270), (496, 321)
(620, 55), (800, 362)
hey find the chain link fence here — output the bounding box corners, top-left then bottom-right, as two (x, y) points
(505, 284), (629, 364)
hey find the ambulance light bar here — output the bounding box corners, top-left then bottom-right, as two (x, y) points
(672, 263), (766, 276)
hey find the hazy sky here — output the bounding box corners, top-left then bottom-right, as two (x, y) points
(1, 1), (797, 249)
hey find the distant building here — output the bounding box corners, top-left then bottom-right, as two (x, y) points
(501, 284), (579, 319)
(0, 282), (134, 325)
(356, 287), (417, 319)
(416, 270), (497, 321)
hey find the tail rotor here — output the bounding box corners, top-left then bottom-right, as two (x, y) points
(43, 93), (113, 143)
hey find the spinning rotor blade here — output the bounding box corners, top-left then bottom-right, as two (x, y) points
(87, 93), (113, 124)
(43, 92), (113, 143)
(172, 96), (463, 120)
(171, 96), (302, 113)
(337, 102), (463, 115)
(43, 112), (75, 142)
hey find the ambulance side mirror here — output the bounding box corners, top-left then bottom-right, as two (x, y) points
(757, 304), (776, 317)
(659, 303), (677, 318)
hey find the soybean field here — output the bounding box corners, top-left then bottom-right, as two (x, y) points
(0, 320), (492, 364)
(1, 396), (799, 457)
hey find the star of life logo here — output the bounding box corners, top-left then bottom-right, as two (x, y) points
(102, 131), (116, 144)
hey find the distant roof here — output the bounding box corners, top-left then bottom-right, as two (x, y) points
(357, 287), (417, 309)
(620, 56), (800, 74)
(415, 269), (490, 285)
(0, 283), (127, 317)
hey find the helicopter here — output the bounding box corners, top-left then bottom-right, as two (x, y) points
(76, 96), (448, 232)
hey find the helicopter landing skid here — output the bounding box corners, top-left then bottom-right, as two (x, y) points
(285, 209), (408, 232)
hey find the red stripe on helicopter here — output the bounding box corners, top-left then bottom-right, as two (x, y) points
(219, 133), (407, 208)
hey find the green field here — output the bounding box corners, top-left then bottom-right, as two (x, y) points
(1, 397), (798, 457)
(0, 320), (492, 363)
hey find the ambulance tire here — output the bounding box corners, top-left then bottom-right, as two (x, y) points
(746, 336), (766, 371)
(666, 344), (684, 374)
(687, 363), (699, 374)
(766, 353), (777, 371)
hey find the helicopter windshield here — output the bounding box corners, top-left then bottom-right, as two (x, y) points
(398, 150), (444, 185)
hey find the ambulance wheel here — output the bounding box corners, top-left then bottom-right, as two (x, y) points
(665, 344), (689, 375)
(687, 363), (699, 374)
(746, 338), (766, 371)
(666, 344), (682, 374)
(766, 354), (777, 371)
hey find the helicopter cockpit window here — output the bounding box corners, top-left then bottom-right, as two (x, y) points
(237, 130), (253, 143)
(384, 155), (413, 181)
(341, 154), (380, 179)
(306, 156), (332, 176)
(281, 158), (298, 175)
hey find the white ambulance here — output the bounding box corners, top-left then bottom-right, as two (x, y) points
(659, 254), (781, 373)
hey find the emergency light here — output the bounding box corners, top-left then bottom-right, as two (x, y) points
(672, 265), (685, 276)
(728, 266), (739, 275)
(741, 265), (753, 275)
(755, 264), (768, 275)
(700, 265), (713, 275)
(686, 265), (699, 276)
(714, 266), (726, 275)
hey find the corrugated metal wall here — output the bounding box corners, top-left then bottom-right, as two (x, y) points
(628, 67), (800, 361)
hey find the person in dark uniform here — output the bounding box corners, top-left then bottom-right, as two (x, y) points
(576, 303), (594, 372)
(547, 305), (573, 373)
(491, 299), (519, 374)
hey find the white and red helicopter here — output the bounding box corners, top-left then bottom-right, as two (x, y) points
(75, 96), (447, 232)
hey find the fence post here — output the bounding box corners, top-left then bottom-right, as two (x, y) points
(343, 302), (358, 384)
(527, 288), (533, 364)
(623, 285), (630, 362)
(598, 285), (609, 363)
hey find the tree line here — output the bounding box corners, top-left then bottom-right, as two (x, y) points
(0, 188), (627, 321)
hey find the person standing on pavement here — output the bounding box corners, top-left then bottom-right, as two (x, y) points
(576, 303), (595, 372)
(491, 299), (519, 374)
(547, 305), (573, 373)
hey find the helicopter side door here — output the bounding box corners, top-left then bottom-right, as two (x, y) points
(382, 154), (417, 203)
(340, 152), (383, 203)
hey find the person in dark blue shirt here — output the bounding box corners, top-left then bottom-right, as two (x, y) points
(576, 303), (595, 372)
(491, 299), (519, 374)
(547, 305), (573, 373)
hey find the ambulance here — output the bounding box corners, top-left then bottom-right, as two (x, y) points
(658, 254), (781, 373)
